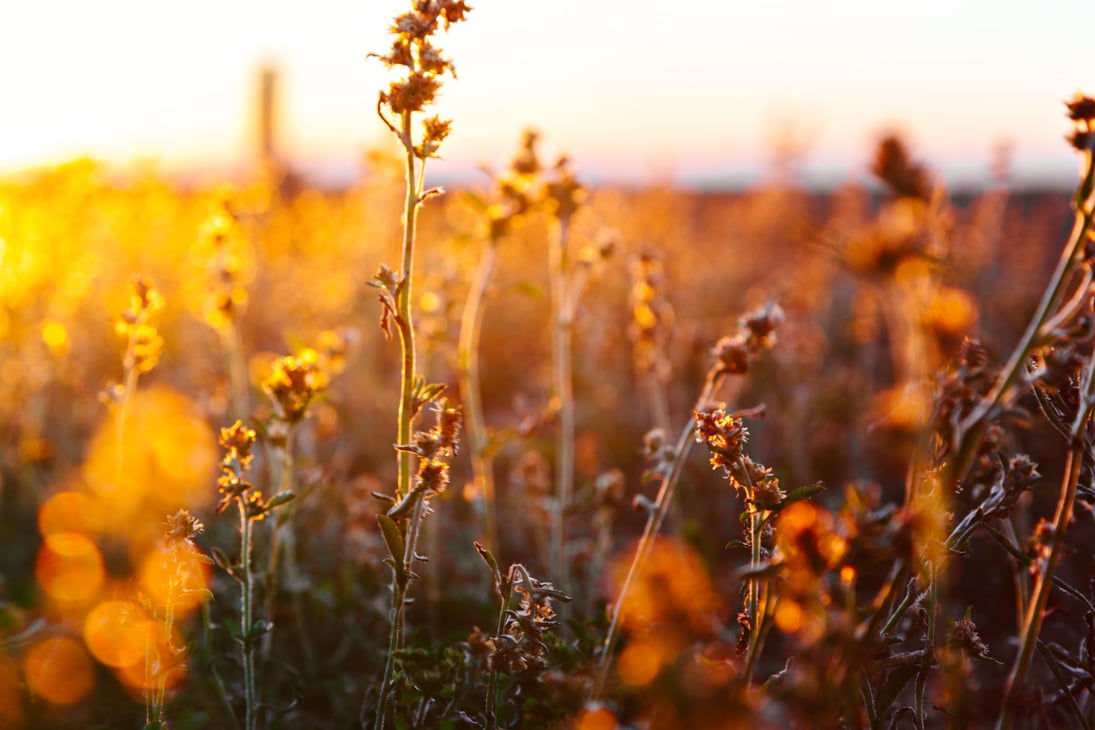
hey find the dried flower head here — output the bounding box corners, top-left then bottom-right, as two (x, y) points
(200, 196), (249, 331)
(511, 128), (541, 177)
(373, 0), (470, 159)
(1067, 94), (1095, 124)
(871, 134), (932, 201)
(164, 509), (205, 543)
(543, 157), (586, 223)
(694, 405), (748, 471)
(217, 420), (256, 513)
(262, 355), (324, 425)
(115, 275), (165, 375)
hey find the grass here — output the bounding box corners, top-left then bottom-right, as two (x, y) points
(2, 4), (1095, 728)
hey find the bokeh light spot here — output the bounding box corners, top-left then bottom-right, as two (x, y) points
(23, 636), (95, 705)
(0, 655), (24, 727)
(574, 706), (618, 730)
(38, 491), (105, 538)
(35, 532), (104, 604)
(138, 545), (212, 618)
(617, 641), (662, 687)
(83, 600), (148, 669)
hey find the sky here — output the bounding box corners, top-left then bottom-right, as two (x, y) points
(2, 0), (1094, 189)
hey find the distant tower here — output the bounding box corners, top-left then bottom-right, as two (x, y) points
(254, 65), (299, 194)
(257, 65), (278, 170)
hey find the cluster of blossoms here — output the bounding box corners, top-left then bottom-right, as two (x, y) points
(199, 196), (249, 333)
(260, 355), (325, 448)
(388, 398), (462, 516)
(694, 406), (785, 512)
(216, 421), (264, 518)
(116, 275), (165, 376)
(469, 564), (569, 680)
(1066, 94), (1095, 153)
(373, 0), (471, 159)
(629, 251), (675, 381)
(709, 304), (785, 377)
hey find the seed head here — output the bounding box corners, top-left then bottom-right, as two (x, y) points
(1066, 94), (1095, 123)
(871, 134), (932, 201)
(262, 355), (324, 424)
(164, 509), (205, 543)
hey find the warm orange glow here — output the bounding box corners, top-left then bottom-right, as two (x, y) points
(926, 286), (978, 334)
(38, 490), (105, 538)
(869, 385), (931, 432)
(83, 600), (149, 669)
(612, 538), (722, 636)
(138, 544), (212, 617)
(41, 320), (69, 355)
(112, 620), (185, 692)
(35, 532), (105, 604)
(81, 386), (216, 546)
(23, 636), (95, 705)
(775, 599), (806, 634)
(617, 641), (663, 687)
(0, 655), (24, 727)
(574, 706), (618, 730)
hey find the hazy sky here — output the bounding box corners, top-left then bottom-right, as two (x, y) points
(3, 0), (1093, 187)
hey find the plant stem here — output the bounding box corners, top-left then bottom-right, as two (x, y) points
(375, 110), (427, 730)
(397, 110), (420, 502)
(239, 498), (257, 730)
(549, 217), (574, 587)
(484, 570), (512, 730)
(740, 460), (768, 685)
(222, 321), (250, 421)
(997, 442), (1083, 729)
(263, 440), (293, 658)
(946, 161), (1095, 491)
(457, 236), (500, 552)
(591, 374), (723, 700)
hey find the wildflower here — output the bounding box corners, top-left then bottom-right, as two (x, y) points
(217, 420), (256, 513)
(262, 355), (324, 425)
(711, 334), (750, 375)
(415, 115), (453, 158)
(694, 405), (747, 471)
(163, 509), (205, 544)
(115, 276), (165, 375)
(372, 0), (469, 161)
(1066, 94), (1095, 123)
(384, 72), (442, 115)
(871, 134), (932, 201)
(543, 157), (585, 223)
(511, 128), (541, 176)
(948, 610), (1000, 665)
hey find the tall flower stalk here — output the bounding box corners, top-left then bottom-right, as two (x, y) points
(995, 94), (1095, 730)
(216, 421), (295, 730)
(367, 7), (470, 725)
(591, 304), (783, 700)
(457, 131), (539, 552)
(543, 158), (586, 587)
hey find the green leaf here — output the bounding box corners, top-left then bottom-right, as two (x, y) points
(777, 482), (826, 512)
(191, 552), (215, 565)
(210, 547), (235, 575)
(265, 491), (296, 511)
(474, 541), (502, 593)
(736, 560), (782, 579)
(512, 280), (545, 300)
(183, 588), (215, 603)
(377, 514), (407, 581)
(248, 619), (273, 639)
